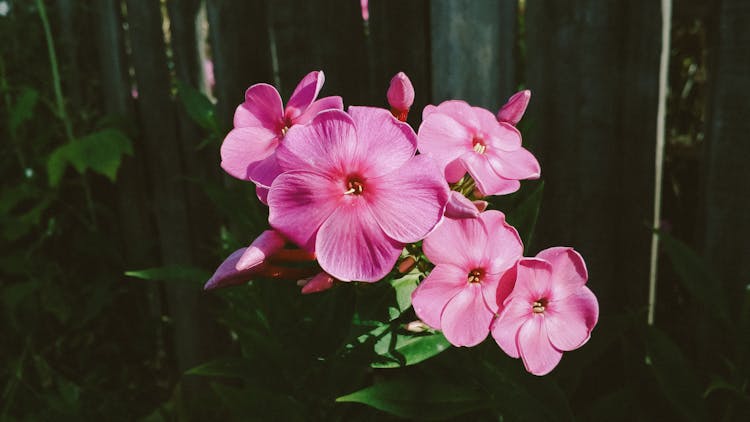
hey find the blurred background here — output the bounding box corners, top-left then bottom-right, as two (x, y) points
(1, 0), (748, 420)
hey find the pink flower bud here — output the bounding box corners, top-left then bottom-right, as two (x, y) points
(444, 191), (481, 219)
(300, 272), (335, 294)
(473, 200), (488, 212)
(360, 0), (369, 22)
(397, 256), (417, 274)
(497, 89), (531, 126)
(236, 229), (286, 271)
(387, 72), (414, 121)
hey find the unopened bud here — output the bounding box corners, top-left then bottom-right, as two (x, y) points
(497, 89), (531, 126)
(236, 229), (286, 271)
(300, 272), (335, 294)
(387, 72), (414, 122)
(397, 256), (418, 274)
(445, 191), (480, 219)
(473, 200), (488, 212)
(405, 320), (430, 333)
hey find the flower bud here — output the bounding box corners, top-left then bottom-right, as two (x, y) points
(387, 72), (414, 121)
(300, 272), (335, 294)
(397, 256), (418, 274)
(360, 0), (369, 22)
(405, 320), (430, 333)
(445, 191), (481, 219)
(496, 89), (531, 126)
(236, 229), (286, 271)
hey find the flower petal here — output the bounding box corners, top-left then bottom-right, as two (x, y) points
(479, 210), (523, 274)
(204, 248), (257, 290)
(440, 283), (493, 347)
(268, 170), (342, 251)
(423, 214), (488, 271)
(348, 106), (418, 178)
(432, 100), (480, 131)
(517, 316), (563, 376)
(315, 198), (403, 282)
(411, 264), (468, 329)
(293, 96), (344, 125)
(536, 247), (589, 299)
(285, 70), (325, 122)
(486, 120), (523, 152)
(487, 146), (541, 180)
(234, 83), (284, 130)
(367, 155), (449, 243)
(417, 112), (473, 171)
(491, 297), (531, 358)
(220, 127), (280, 180)
(276, 110), (358, 175)
(236, 230), (286, 271)
(246, 153), (282, 188)
(460, 152), (521, 196)
(545, 286), (599, 351)
(510, 258), (553, 303)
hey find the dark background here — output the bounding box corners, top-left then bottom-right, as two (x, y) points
(1, 0), (748, 420)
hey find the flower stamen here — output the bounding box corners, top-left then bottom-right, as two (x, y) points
(532, 299), (547, 314)
(344, 178), (364, 195)
(472, 135), (487, 154)
(467, 269), (483, 284)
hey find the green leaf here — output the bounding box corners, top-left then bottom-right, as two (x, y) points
(177, 81), (218, 132)
(645, 326), (707, 421)
(372, 331), (451, 368)
(46, 129), (133, 186)
(506, 181), (544, 248)
(336, 378), (489, 420)
(186, 358), (254, 380)
(387, 271), (420, 319)
(125, 266), (210, 285)
(657, 231), (730, 324)
(9, 87), (39, 134)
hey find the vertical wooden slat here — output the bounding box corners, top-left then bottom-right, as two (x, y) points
(704, 0), (750, 301)
(430, 0), (518, 109)
(525, 0), (661, 312)
(206, 0), (272, 131)
(125, 0), (197, 374)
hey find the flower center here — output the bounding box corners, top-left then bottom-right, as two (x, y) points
(467, 268), (484, 284)
(472, 135), (487, 154)
(532, 298), (548, 314)
(281, 125), (290, 136)
(344, 177), (365, 195)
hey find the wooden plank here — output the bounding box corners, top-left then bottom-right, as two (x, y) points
(430, 0), (518, 109)
(525, 0), (661, 311)
(125, 0), (197, 373)
(704, 0), (750, 300)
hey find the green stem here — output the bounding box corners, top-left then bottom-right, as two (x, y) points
(36, 0), (97, 227)
(36, 0), (74, 143)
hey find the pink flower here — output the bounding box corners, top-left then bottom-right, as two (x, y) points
(267, 107), (449, 282)
(496, 90), (531, 126)
(360, 0), (369, 22)
(411, 211), (523, 347)
(387, 72), (414, 122)
(221, 71), (343, 202)
(418, 100), (540, 196)
(491, 248), (599, 376)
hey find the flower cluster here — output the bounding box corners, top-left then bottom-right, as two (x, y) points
(207, 70), (599, 376)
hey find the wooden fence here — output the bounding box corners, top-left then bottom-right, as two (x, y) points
(80, 0), (748, 373)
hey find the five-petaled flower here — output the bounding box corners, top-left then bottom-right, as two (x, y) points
(418, 100), (540, 196)
(491, 247), (599, 376)
(267, 107), (449, 282)
(411, 210), (523, 347)
(221, 71), (343, 203)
